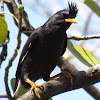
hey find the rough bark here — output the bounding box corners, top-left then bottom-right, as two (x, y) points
(16, 58), (100, 100)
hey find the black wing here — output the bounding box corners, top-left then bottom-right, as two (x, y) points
(61, 34), (67, 56)
(14, 28), (40, 91)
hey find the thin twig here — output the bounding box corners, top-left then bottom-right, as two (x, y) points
(68, 35), (100, 40)
(0, 34), (9, 47)
(4, 5), (23, 99)
(80, 10), (93, 46)
(0, 94), (8, 98)
(0, 45), (7, 66)
(1, 0), (4, 17)
(18, 0), (22, 4)
(0, 12), (19, 23)
(0, 33), (9, 67)
(4, 61), (13, 99)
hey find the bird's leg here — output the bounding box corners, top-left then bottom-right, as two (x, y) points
(49, 71), (75, 86)
(25, 79), (43, 99)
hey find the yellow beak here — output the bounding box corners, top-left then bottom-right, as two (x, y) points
(65, 18), (78, 23)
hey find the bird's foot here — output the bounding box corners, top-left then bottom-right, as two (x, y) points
(49, 71), (75, 86)
(26, 79), (43, 99)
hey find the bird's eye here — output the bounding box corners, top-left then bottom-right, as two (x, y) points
(60, 14), (64, 19)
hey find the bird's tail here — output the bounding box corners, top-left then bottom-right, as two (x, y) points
(13, 80), (29, 99)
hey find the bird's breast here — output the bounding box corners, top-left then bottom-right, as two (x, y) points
(40, 29), (66, 60)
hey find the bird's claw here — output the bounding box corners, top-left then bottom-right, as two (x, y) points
(26, 79), (43, 99)
(31, 83), (43, 99)
(49, 71), (75, 86)
(61, 71), (75, 86)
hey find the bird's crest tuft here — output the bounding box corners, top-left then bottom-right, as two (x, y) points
(67, 2), (78, 17)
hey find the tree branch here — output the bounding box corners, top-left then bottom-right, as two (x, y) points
(17, 62), (100, 100)
(84, 85), (100, 99)
(67, 35), (100, 40)
(3, 0), (34, 36)
(58, 57), (100, 100)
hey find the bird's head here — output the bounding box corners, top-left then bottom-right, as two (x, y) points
(45, 2), (78, 30)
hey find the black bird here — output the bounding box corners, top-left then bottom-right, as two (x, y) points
(14, 2), (78, 99)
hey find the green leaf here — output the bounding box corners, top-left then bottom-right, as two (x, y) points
(80, 0), (100, 17)
(0, 16), (8, 44)
(67, 41), (99, 67)
(11, 78), (16, 92)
